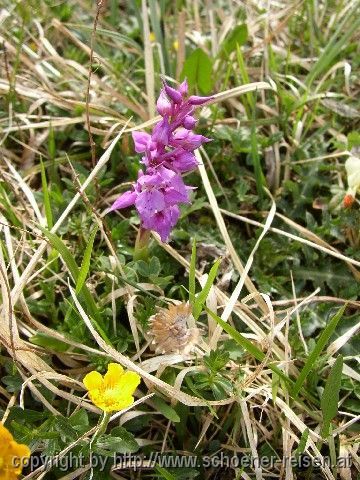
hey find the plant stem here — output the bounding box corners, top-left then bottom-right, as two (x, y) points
(134, 226), (151, 261)
(90, 412), (111, 450)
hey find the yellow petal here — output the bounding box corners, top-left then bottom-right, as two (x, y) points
(111, 395), (135, 411)
(103, 363), (124, 388)
(83, 371), (103, 392)
(10, 441), (31, 474)
(0, 423), (13, 457)
(87, 390), (105, 410)
(116, 371), (141, 397)
(0, 422), (14, 442)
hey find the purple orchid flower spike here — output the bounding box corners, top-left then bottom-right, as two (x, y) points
(110, 79), (213, 243)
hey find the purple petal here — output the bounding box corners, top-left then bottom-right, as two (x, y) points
(152, 117), (170, 145)
(137, 170), (163, 188)
(179, 79), (188, 96)
(109, 190), (137, 211)
(156, 166), (176, 183)
(164, 83), (182, 104)
(183, 115), (197, 130)
(171, 130), (211, 151)
(142, 206), (180, 242)
(171, 150), (198, 173)
(164, 188), (189, 205)
(156, 90), (172, 116)
(163, 173), (190, 205)
(188, 95), (213, 106)
(132, 131), (152, 153)
(135, 189), (165, 217)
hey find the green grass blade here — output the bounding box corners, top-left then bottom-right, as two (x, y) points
(205, 307), (292, 387)
(76, 225), (98, 294)
(321, 355), (343, 438)
(193, 259), (220, 320)
(40, 157), (53, 230)
(148, 0), (170, 74)
(38, 226), (111, 345)
(306, 7), (360, 86)
(236, 44), (254, 113)
(152, 396), (180, 423)
(292, 306), (345, 398)
(38, 226), (79, 280)
(189, 238), (196, 305)
(250, 105), (266, 201)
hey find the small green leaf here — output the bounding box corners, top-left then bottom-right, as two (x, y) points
(181, 48), (213, 94)
(96, 426), (139, 453)
(292, 306), (345, 398)
(155, 466), (176, 480)
(295, 428), (309, 456)
(149, 256), (161, 276)
(152, 396), (180, 423)
(221, 24), (248, 56)
(321, 355), (343, 438)
(76, 225), (98, 294)
(111, 427), (139, 453)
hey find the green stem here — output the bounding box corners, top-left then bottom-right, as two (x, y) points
(134, 227), (151, 261)
(90, 412), (111, 450)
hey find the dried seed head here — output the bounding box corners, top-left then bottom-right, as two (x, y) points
(149, 303), (200, 354)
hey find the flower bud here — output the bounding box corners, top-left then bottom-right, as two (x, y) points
(188, 95), (213, 106)
(164, 83), (182, 103)
(179, 79), (188, 96)
(156, 89), (172, 116)
(183, 115), (197, 129)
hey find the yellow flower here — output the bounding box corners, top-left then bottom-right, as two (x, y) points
(83, 363), (141, 413)
(0, 423), (30, 480)
(149, 32), (156, 43)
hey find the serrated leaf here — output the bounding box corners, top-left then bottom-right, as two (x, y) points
(54, 416), (78, 441)
(321, 355), (343, 438)
(69, 409), (89, 429)
(152, 396), (180, 423)
(181, 48), (213, 94)
(96, 427), (138, 454)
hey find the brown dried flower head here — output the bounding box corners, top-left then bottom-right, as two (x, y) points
(149, 302), (200, 354)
